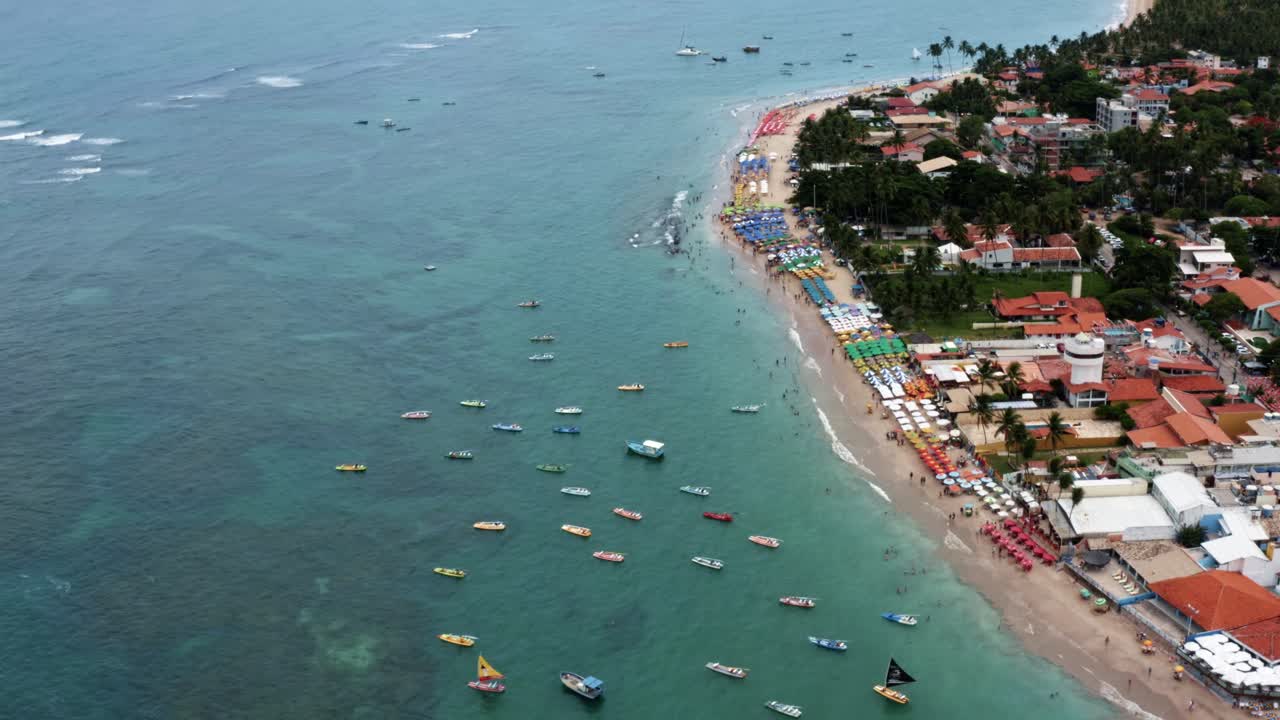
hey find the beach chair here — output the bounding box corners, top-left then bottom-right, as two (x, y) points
(1111, 570), (1125, 581)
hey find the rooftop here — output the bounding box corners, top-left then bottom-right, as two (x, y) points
(1112, 540), (1204, 583)
(1149, 570), (1280, 630)
(1152, 471), (1214, 513)
(1055, 494), (1175, 537)
(1202, 533), (1266, 564)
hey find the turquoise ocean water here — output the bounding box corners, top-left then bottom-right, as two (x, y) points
(1, 0), (1123, 717)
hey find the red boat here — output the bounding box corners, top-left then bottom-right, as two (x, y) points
(612, 507), (643, 521)
(468, 680), (506, 693)
(703, 512), (734, 522)
(779, 596), (816, 608)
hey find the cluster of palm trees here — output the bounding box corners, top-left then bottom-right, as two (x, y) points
(923, 37), (981, 75)
(965, 359), (1083, 508)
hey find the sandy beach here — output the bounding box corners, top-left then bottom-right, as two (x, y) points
(1127, 0), (1156, 25)
(710, 90), (1231, 719)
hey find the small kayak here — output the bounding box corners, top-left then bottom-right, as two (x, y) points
(691, 556), (724, 570)
(680, 486), (711, 496)
(438, 633), (477, 646)
(612, 507), (643, 521)
(335, 464), (367, 472)
(433, 567), (467, 579)
(473, 521), (506, 531)
(446, 451), (474, 460)
(552, 426), (581, 434)
(459, 400), (487, 408)
(593, 551), (625, 563)
(703, 512), (733, 522)
(809, 636), (848, 652)
(749, 535), (782, 548)
(562, 524), (592, 537)
(881, 612), (919, 626)
(779, 596), (816, 608)
(401, 410), (432, 419)
(561, 487), (591, 497)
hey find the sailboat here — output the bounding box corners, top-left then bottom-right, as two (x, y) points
(912, 47), (922, 61)
(468, 655), (506, 693)
(872, 657), (916, 704)
(675, 30), (702, 56)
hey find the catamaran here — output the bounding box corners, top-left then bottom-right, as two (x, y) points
(675, 31), (703, 56)
(468, 655), (506, 693)
(706, 661), (749, 678)
(873, 657), (916, 704)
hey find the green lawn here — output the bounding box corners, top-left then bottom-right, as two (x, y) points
(906, 271), (1112, 341)
(984, 450), (1112, 477)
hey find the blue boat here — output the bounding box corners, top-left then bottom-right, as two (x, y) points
(553, 426), (581, 434)
(881, 612), (918, 626)
(808, 636), (848, 652)
(626, 439), (665, 459)
(492, 423), (523, 432)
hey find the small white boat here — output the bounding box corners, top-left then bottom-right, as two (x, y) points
(675, 30), (703, 56)
(555, 406), (583, 415)
(423, 265), (437, 271)
(691, 556), (723, 570)
(731, 404), (762, 413)
(680, 485), (710, 496)
(766, 700), (803, 717)
(529, 353), (555, 361)
(382, 118), (396, 127)
(881, 612), (919, 626)
(706, 662), (748, 678)
(561, 487), (591, 497)
(401, 410), (432, 420)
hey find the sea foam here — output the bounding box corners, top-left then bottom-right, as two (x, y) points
(399, 43), (440, 49)
(0, 130), (42, 141)
(0, 120), (23, 129)
(788, 327), (805, 354)
(67, 154), (101, 162)
(812, 400), (879, 481)
(30, 133), (82, 146)
(438, 29), (479, 39)
(59, 167), (101, 176)
(81, 137), (123, 146)
(256, 75), (303, 88)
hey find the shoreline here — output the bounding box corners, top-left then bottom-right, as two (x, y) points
(706, 79), (1228, 720)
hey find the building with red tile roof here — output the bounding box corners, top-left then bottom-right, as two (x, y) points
(1108, 378), (1160, 403)
(1162, 375), (1227, 395)
(880, 143), (924, 162)
(1149, 571), (1280, 631)
(885, 96), (917, 108)
(1044, 233), (1077, 248)
(1010, 247), (1082, 268)
(992, 292), (1072, 319)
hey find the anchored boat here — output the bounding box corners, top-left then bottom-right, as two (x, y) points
(537, 464), (567, 473)
(401, 410), (432, 419)
(749, 535), (781, 548)
(433, 567), (467, 579)
(680, 485), (711, 496)
(468, 655), (506, 693)
(554, 406), (582, 414)
(626, 439), (665, 458)
(593, 551), (625, 563)
(517, 300), (541, 308)
(529, 353), (555, 362)
(560, 487), (591, 497)
(617, 383), (645, 391)
(881, 612), (918, 626)
(779, 596), (816, 608)
(561, 524), (592, 537)
(492, 423), (523, 432)
(460, 400), (487, 408)
(731, 405), (762, 413)
(703, 512), (733, 522)
(663, 341), (689, 348)
(809, 636), (848, 652)
(706, 662), (748, 678)
(691, 556), (724, 570)
(765, 700), (803, 717)
(473, 521), (506, 531)
(552, 426), (581, 434)
(872, 657), (916, 704)
(447, 450), (474, 459)
(335, 464), (367, 472)
(560, 672), (604, 699)
(612, 507), (643, 520)
(530, 335), (555, 342)
(438, 633), (477, 647)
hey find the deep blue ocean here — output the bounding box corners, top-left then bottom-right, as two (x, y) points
(1, 0), (1123, 717)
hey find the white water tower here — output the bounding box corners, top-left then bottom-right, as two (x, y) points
(1064, 332), (1105, 385)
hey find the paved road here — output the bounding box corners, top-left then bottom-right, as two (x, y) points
(1163, 312), (1245, 388)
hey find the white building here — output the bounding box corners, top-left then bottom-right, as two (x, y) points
(1201, 534), (1280, 587)
(1054, 495), (1177, 540)
(1177, 239), (1235, 277)
(1152, 471), (1217, 526)
(1096, 97), (1140, 133)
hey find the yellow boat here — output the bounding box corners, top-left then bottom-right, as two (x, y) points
(433, 567), (467, 578)
(439, 633), (477, 647)
(663, 341), (689, 348)
(873, 658), (914, 704)
(617, 384), (645, 392)
(872, 686), (909, 705)
(473, 521), (506, 531)
(561, 524), (592, 537)
(335, 464), (367, 472)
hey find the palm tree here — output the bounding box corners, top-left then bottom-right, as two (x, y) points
(1045, 411), (1069, 454)
(996, 409), (1023, 461)
(970, 393), (995, 446)
(1002, 361), (1026, 397)
(979, 213), (1000, 244)
(975, 358), (999, 393)
(1057, 472), (1075, 500)
(911, 244), (942, 276)
(928, 43), (944, 73)
(1069, 486), (1086, 520)
(958, 40), (976, 67)
(942, 208), (969, 248)
(942, 36), (955, 74)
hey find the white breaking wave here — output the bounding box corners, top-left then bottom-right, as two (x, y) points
(23, 176), (83, 184)
(81, 137), (123, 146)
(438, 28), (479, 39)
(67, 154), (100, 162)
(944, 530), (973, 554)
(256, 75), (303, 88)
(631, 190), (689, 248)
(0, 120), (23, 129)
(399, 42), (440, 49)
(803, 356), (822, 377)
(30, 133), (82, 146)
(0, 130), (42, 141)
(171, 92), (224, 100)
(788, 327), (805, 354)
(812, 400), (879, 480)
(834, 388), (846, 404)
(59, 167), (101, 176)
(1097, 683), (1163, 720)
(115, 168), (151, 176)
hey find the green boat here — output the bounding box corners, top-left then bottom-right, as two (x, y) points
(536, 464), (567, 473)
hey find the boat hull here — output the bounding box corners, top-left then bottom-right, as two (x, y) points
(433, 568), (466, 579)
(561, 525), (592, 537)
(439, 634), (477, 647)
(612, 508), (643, 520)
(473, 522), (506, 531)
(706, 662), (748, 678)
(593, 551), (625, 563)
(873, 686), (909, 704)
(469, 680), (506, 693)
(560, 672), (603, 700)
(749, 535), (781, 548)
